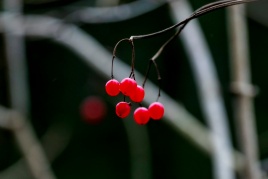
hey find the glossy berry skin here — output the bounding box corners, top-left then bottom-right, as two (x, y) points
(148, 102), (164, 120)
(116, 102), (131, 118)
(130, 85), (145, 103)
(105, 79), (120, 96)
(120, 78), (137, 96)
(134, 107), (150, 125)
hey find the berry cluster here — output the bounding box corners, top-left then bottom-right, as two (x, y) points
(104, 0), (255, 125)
(105, 77), (164, 125)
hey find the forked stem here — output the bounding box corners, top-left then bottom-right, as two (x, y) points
(113, 0), (258, 101)
(129, 0), (256, 41)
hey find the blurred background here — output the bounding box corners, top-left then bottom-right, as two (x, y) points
(0, 0), (267, 178)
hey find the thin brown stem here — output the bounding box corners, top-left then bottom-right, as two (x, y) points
(111, 38), (136, 79)
(111, 38), (129, 78)
(151, 22), (188, 61)
(142, 58), (162, 101)
(151, 60), (162, 101)
(227, 5), (261, 179)
(129, 39), (136, 79)
(129, 0), (256, 41)
(142, 59), (153, 88)
(111, 38), (131, 79)
(134, 0), (257, 103)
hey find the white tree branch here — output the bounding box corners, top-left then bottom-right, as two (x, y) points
(169, 0), (235, 179)
(64, 0), (165, 23)
(227, 4), (262, 179)
(0, 106), (56, 179)
(2, 0), (56, 178)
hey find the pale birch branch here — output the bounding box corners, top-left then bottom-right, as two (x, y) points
(0, 116), (73, 179)
(248, 0), (268, 27)
(3, 0), (30, 115)
(227, 4), (262, 179)
(64, 0), (165, 23)
(123, 119), (152, 179)
(0, 106), (56, 179)
(169, 1), (235, 179)
(2, 0), (56, 178)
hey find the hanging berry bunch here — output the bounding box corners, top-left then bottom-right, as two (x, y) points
(105, 37), (164, 125)
(105, 0), (257, 125)
(105, 76), (164, 125)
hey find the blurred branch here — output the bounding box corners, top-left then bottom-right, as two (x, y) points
(105, 96), (152, 179)
(227, 5), (262, 179)
(248, 0), (268, 28)
(95, 0), (120, 7)
(63, 0), (165, 23)
(2, 0), (56, 178)
(123, 119), (152, 179)
(0, 106), (56, 179)
(0, 119), (73, 179)
(169, 0), (235, 179)
(0, 14), (247, 172)
(3, 0), (30, 115)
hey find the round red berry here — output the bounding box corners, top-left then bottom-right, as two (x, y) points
(134, 107), (150, 125)
(105, 79), (120, 96)
(116, 102), (131, 118)
(148, 102), (164, 120)
(129, 85), (145, 103)
(120, 78), (137, 96)
(80, 96), (106, 124)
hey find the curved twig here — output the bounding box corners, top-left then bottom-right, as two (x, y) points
(129, 0), (256, 40)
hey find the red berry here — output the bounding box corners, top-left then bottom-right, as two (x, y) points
(134, 107), (150, 125)
(129, 85), (145, 103)
(80, 96), (106, 124)
(105, 79), (120, 96)
(116, 102), (131, 118)
(120, 78), (137, 96)
(148, 102), (164, 120)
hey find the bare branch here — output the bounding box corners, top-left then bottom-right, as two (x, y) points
(169, 0), (235, 179)
(64, 0), (165, 23)
(0, 106), (56, 179)
(130, 0), (257, 40)
(3, 0), (30, 115)
(227, 4), (262, 179)
(2, 0), (56, 178)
